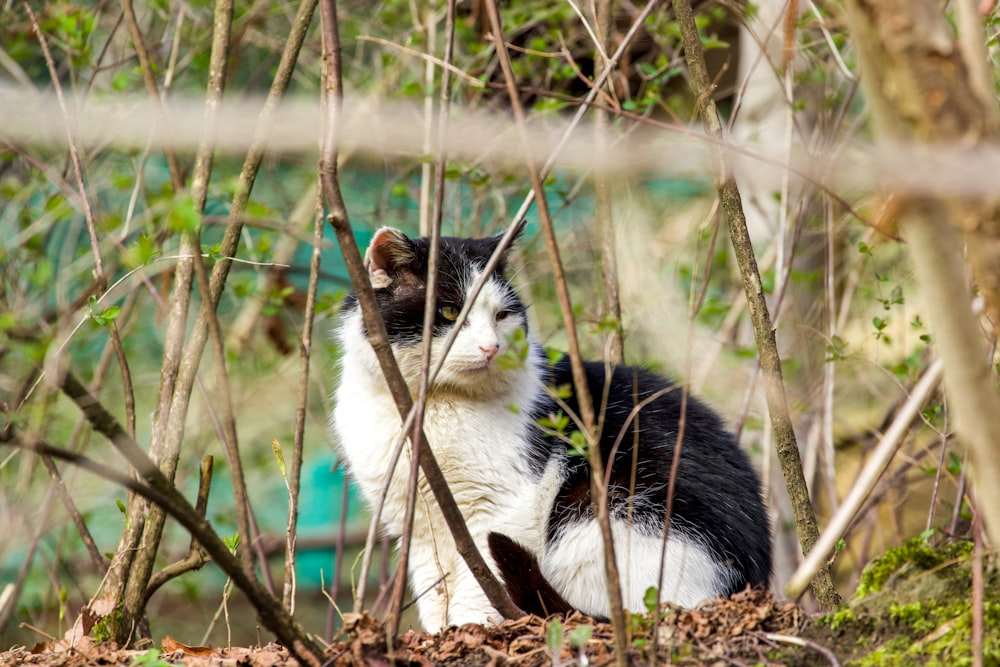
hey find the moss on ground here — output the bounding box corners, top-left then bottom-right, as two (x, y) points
(778, 538), (998, 666)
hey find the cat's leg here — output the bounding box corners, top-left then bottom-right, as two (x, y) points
(407, 536), (501, 631)
(443, 550), (504, 628)
(407, 538), (454, 633)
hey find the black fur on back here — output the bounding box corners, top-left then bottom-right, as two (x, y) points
(523, 356), (772, 596)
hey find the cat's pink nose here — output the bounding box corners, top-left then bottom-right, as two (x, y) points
(479, 344), (499, 362)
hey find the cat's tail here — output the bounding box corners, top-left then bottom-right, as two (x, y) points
(487, 532), (574, 618)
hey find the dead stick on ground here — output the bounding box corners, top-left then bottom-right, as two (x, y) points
(669, 0), (840, 609)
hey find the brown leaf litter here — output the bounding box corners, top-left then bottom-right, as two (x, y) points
(0, 589), (809, 666)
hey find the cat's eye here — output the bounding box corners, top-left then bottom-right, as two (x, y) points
(439, 305), (460, 321)
(496, 309), (511, 321)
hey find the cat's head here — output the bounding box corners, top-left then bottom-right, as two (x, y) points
(339, 225), (532, 395)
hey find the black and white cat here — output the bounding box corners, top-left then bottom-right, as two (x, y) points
(330, 226), (771, 632)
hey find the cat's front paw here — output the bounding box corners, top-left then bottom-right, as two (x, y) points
(446, 605), (503, 630)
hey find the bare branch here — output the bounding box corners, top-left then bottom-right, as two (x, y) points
(40, 454), (110, 575)
(146, 456), (214, 599)
(2, 421), (325, 666)
(482, 0), (627, 659)
(283, 193), (326, 613)
(317, 0), (522, 623)
(670, 0), (840, 609)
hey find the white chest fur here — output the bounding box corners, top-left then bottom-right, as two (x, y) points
(330, 306), (561, 630)
(332, 354), (552, 544)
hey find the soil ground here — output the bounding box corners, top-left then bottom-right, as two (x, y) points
(2, 541), (995, 666)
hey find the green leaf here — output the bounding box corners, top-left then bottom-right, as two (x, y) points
(111, 70), (131, 92)
(545, 618), (564, 654)
(125, 233), (161, 268)
(568, 624), (592, 648)
(272, 439), (287, 480)
(167, 196), (201, 233)
(595, 313), (621, 334)
(643, 586), (659, 614)
(91, 305), (121, 327)
(224, 532), (241, 555)
(541, 381), (576, 402)
(538, 412), (570, 434)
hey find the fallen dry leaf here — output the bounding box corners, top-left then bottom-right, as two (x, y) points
(161, 635), (217, 657)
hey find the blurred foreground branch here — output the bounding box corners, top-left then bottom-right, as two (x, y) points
(844, 0), (1000, 550)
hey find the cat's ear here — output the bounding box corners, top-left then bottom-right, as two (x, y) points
(365, 227), (417, 289)
(487, 219), (527, 268)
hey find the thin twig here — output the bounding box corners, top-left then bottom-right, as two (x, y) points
(786, 359), (943, 596)
(416, 6), (436, 237)
(24, 2), (138, 440)
(972, 498), (984, 667)
(0, 482), (57, 634)
(318, 0), (522, 623)
(389, 0), (460, 637)
(386, 1), (446, 638)
(191, 248), (256, 576)
(482, 0), (627, 661)
(357, 35), (486, 88)
(671, 0), (840, 609)
(40, 455), (110, 574)
(283, 194), (325, 613)
(325, 479), (351, 641)
(593, 0), (624, 365)
(119, 0), (184, 191)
